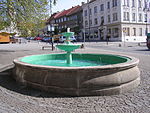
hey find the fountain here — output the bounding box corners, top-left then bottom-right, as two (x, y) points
(56, 28), (81, 64)
(13, 29), (140, 96)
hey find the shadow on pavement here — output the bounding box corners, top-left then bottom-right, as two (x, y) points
(135, 49), (150, 51)
(0, 69), (69, 98)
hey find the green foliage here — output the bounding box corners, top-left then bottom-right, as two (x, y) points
(0, 0), (57, 36)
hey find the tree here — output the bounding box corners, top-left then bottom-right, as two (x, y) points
(0, 0), (57, 36)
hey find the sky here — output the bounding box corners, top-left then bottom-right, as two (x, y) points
(52, 0), (87, 13)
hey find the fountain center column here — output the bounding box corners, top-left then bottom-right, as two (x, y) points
(67, 51), (72, 64)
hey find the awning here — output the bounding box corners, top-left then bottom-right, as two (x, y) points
(0, 32), (16, 36)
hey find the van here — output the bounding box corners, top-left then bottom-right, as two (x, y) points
(59, 36), (76, 43)
(53, 35), (62, 43)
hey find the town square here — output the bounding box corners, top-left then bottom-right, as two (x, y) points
(0, 0), (150, 113)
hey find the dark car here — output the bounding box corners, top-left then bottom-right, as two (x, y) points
(147, 33), (150, 49)
(42, 37), (52, 42)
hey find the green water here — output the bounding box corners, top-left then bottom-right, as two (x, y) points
(28, 59), (107, 67)
(20, 53), (130, 67)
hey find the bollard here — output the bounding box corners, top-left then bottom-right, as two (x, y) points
(81, 44), (84, 49)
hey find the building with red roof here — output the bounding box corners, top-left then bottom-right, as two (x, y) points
(47, 5), (83, 40)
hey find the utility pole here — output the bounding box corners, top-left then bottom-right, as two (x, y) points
(87, 0), (90, 41)
(49, 0), (54, 51)
(146, 9), (148, 35)
(144, 1), (149, 35)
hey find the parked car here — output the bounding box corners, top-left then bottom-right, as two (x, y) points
(42, 37), (52, 42)
(59, 36), (76, 43)
(26, 37), (35, 40)
(30, 37), (35, 40)
(147, 33), (150, 49)
(34, 37), (43, 40)
(10, 37), (17, 43)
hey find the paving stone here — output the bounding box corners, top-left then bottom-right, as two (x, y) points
(0, 42), (149, 113)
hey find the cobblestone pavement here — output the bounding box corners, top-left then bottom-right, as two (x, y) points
(0, 42), (149, 113)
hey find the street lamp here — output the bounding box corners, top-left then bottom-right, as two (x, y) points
(123, 28), (127, 46)
(144, 2), (148, 35)
(82, 29), (86, 45)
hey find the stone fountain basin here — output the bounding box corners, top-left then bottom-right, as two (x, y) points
(13, 53), (140, 96)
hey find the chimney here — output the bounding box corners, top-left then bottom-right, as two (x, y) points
(81, 2), (85, 5)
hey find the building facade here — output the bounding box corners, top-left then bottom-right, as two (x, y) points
(82, 0), (150, 42)
(47, 6), (83, 39)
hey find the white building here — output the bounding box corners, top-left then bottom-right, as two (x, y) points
(82, 0), (150, 42)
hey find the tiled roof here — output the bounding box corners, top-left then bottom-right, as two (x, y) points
(54, 10), (68, 19)
(66, 6), (82, 16)
(54, 5), (81, 19)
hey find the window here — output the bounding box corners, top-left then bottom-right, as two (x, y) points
(55, 19), (58, 23)
(113, 13), (118, 21)
(123, 12), (130, 21)
(123, 0), (125, 5)
(144, 14), (147, 22)
(123, 0), (129, 6)
(127, 12), (129, 21)
(139, 28), (142, 36)
(127, 0), (129, 6)
(84, 10), (87, 16)
(94, 31), (98, 38)
(144, 0), (148, 9)
(64, 17), (66, 21)
(145, 28), (148, 35)
(112, 0), (117, 7)
(94, 18), (98, 25)
(139, 13), (142, 22)
(108, 15), (111, 22)
(100, 4), (104, 11)
(74, 15), (77, 20)
(123, 27), (130, 36)
(85, 20), (88, 27)
(94, 6), (97, 13)
(101, 16), (104, 25)
(138, 0), (142, 8)
(132, 13), (136, 21)
(107, 2), (110, 9)
(89, 19), (92, 25)
(123, 12), (126, 21)
(132, 0), (135, 7)
(126, 28), (130, 36)
(61, 18), (63, 22)
(107, 28), (111, 34)
(112, 28), (119, 38)
(133, 28), (136, 36)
